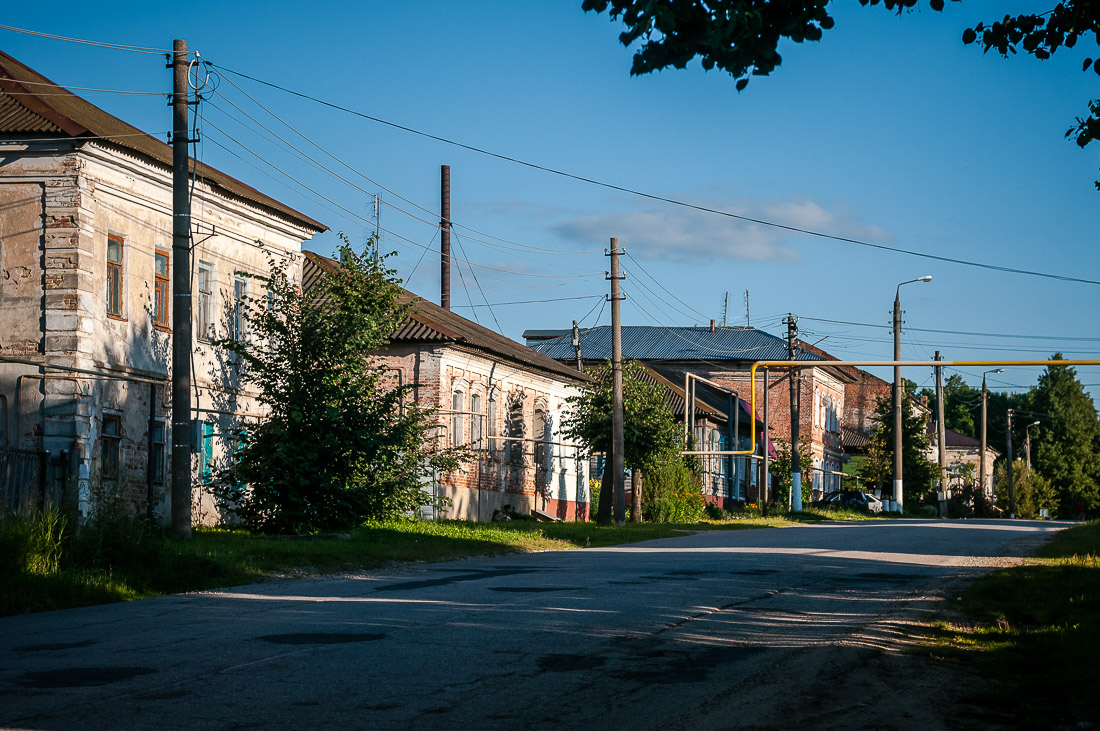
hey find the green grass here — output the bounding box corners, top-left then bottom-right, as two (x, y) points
(921, 521), (1100, 727)
(0, 506), (889, 618)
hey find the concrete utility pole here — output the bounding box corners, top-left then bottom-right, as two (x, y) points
(1026, 421), (1040, 471)
(935, 351), (947, 499)
(786, 315), (802, 511)
(1006, 409), (1015, 518)
(980, 368), (1002, 511)
(170, 39), (193, 540)
(892, 276), (931, 511)
(892, 293), (903, 512)
(608, 237), (625, 525)
(440, 165), (451, 310)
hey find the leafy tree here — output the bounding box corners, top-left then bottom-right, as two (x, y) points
(857, 393), (938, 505)
(212, 240), (468, 534)
(562, 359), (681, 523)
(583, 0), (1100, 188)
(1029, 355), (1100, 516)
(768, 437), (814, 510)
(993, 460), (1058, 519)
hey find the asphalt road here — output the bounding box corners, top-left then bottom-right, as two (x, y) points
(0, 519), (1069, 730)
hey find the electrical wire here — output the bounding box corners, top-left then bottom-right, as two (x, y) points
(208, 60), (1100, 287)
(454, 294), (603, 308)
(403, 227), (438, 288)
(207, 66), (602, 256)
(624, 253), (712, 323)
(0, 132), (172, 143)
(452, 230), (504, 334)
(0, 24), (174, 55)
(201, 115), (602, 281)
(799, 315), (1100, 343)
(0, 78), (165, 95)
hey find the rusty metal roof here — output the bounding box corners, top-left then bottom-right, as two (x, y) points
(0, 49), (326, 234)
(304, 252), (589, 383)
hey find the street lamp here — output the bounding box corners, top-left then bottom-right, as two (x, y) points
(979, 367), (1004, 510)
(893, 275), (932, 511)
(1025, 421), (1041, 470)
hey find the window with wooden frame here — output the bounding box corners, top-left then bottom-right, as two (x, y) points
(470, 392), (483, 447)
(231, 274), (248, 343)
(451, 390), (465, 447)
(102, 413), (122, 479)
(106, 235), (124, 317)
(153, 249), (170, 329)
(197, 262), (213, 341)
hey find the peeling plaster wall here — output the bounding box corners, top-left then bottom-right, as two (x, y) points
(375, 344), (590, 522)
(0, 142), (318, 524)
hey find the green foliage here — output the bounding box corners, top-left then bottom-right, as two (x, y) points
(562, 359), (681, 522)
(768, 437), (813, 509)
(584, 0), (1099, 189)
(993, 460), (1058, 519)
(1028, 356), (1100, 516)
(643, 491), (707, 523)
(640, 454), (703, 522)
(213, 238), (469, 534)
(857, 393), (937, 504)
(0, 508), (66, 577)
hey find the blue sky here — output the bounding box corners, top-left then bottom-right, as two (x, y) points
(3, 1), (1098, 403)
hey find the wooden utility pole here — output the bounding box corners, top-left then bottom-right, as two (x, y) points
(1006, 409), (1015, 518)
(935, 351), (947, 499)
(786, 315), (802, 511)
(440, 165), (451, 310)
(170, 39), (193, 539)
(609, 237), (625, 525)
(572, 320), (584, 372)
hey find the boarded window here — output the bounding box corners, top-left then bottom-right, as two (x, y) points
(106, 235), (124, 317)
(154, 250), (169, 328)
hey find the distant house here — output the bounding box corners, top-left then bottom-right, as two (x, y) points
(0, 49), (326, 522)
(304, 252), (591, 522)
(926, 423), (1000, 499)
(525, 325), (854, 501)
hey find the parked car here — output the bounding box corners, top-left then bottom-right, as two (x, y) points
(815, 490), (883, 513)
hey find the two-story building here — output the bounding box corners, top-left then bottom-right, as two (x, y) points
(0, 49), (325, 522)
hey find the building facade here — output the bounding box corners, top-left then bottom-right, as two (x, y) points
(0, 50), (325, 523)
(305, 253), (591, 522)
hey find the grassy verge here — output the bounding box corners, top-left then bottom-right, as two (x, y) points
(922, 521), (1100, 727)
(1, 506), (880, 618)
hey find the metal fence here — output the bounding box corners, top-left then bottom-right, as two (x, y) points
(1, 449), (68, 515)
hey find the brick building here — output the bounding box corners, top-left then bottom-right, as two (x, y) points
(525, 325), (855, 502)
(0, 49), (326, 522)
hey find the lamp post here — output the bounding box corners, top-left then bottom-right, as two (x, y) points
(893, 275), (932, 511)
(980, 368), (1004, 509)
(1025, 421), (1040, 471)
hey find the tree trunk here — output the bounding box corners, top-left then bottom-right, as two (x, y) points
(597, 445), (613, 524)
(631, 468), (643, 522)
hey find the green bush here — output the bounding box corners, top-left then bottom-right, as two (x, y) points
(645, 492), (706, 523)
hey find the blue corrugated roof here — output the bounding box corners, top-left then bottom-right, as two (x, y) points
(528, 326), (823, 363)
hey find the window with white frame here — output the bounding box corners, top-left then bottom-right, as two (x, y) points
(451, 390), (464, 447)
(197, 262), (213, 340)
(470, 392), (483, 446)
(106, 234), (124, 318)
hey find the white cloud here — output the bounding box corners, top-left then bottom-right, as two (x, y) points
(552, 195), (892, 264)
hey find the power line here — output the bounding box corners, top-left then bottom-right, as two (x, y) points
(624, 253), (712, 323)
(800, 315), (1100, 343)
(201, 115), (602, 281)
(1, 78), (165, 95)
(0, 24), (174, 55)
(207, 66), (601, 257)
(209, 60), (1100, 287)
(452, 294), (603, 308)
(451, 230), (504, 334)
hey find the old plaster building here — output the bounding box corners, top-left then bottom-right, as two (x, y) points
(304, 253), (591, 522)
(0, 50), (325, 521)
